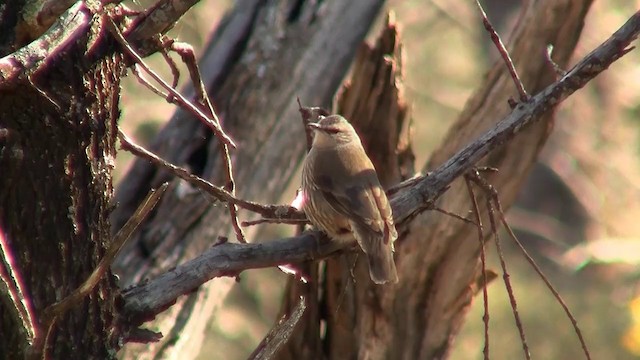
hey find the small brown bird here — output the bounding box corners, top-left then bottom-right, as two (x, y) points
(302, 115), (398, 284)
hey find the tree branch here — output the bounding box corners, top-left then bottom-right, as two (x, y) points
(120, 10), (640, 327)
(122, 233), (342, 324)
(0, 0), (207, 90)
(0, 2), (91, 89)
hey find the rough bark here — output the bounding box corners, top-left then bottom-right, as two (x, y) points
(111, 1), (386, 358)
(0, 3), (125, 358)
(276, 0), (593, 359)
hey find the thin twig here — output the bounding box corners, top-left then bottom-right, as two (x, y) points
(106, 18), (237, 148)
(545, 44), (567, 78)
(486, 198), (531, 360)
(433, 206), (478, 226)
(159, 44), (180, 95)
(493, 195), (592, 360)
(169, 40), (246, 242)
(0, 230), (36, 347)
(130, 64), (170, 99)
(41, 318), (56, 360)
(242, 218), (309, 227)
(118, 130), (306, 222)
(27, 76), (61, 110)
(298, 99), (312, 152)
(464, 176), (489, 360)
(427, 0), (474, 33)
(469, 172), (530, 359)
(474, 0), (529, 102)
(476, 166), (499, 173)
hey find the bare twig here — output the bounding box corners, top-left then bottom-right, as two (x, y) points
(127, 36), (247, 243)
(494, 194), (592, 359)
(486, 197), (531, 360)
(470, 168), (591, 359)
(159, 45), (180, 100)
(45, 184), (167, 317)
(464, 176), (489, 360)
(468, 171), (531, 359)
(545, 44), (567, 78)
(295, 101), (329, 240)
(27, 76), (61, 110)
(106, 18), (237, 148)
(118, 130), (306, 222)
(474, 0), (529, 102)
(169, 40), (246, 242)
(433, 206), (478, 226)
(131, 64), (170, 99)
(298, 99), (313, 152)
(0, 230), (36, 348)
(248, 297), (307, 360)
(242, 218), (310, 227)
(169, 41), (204, 103)
(426, 0), (474, 33)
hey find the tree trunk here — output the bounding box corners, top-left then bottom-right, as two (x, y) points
(0, 3), (125, 358)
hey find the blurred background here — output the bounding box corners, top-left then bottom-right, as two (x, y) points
(117, 1), (640, 358)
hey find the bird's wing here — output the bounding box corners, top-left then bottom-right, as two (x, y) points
(318, 180), (386, 236)
(310, 146), (397, 245)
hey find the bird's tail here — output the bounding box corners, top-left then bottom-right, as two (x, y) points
(352, 224), (398, 284)
(367, 245), (399, 284)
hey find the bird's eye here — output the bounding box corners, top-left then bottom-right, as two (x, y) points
(324, 127), (341, 134)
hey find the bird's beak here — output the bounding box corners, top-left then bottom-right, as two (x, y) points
(306, 122), (322, 131)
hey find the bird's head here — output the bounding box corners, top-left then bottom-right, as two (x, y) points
(307, 115), (359, 148)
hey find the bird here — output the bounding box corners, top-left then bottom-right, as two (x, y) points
(301, 114), (398, 284)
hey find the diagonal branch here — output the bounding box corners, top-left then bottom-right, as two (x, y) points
(248, 296), (307, 360)
(118, 130), (305, 221)
(122, 233), (342, 325)
(390, 10), (640, 227)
